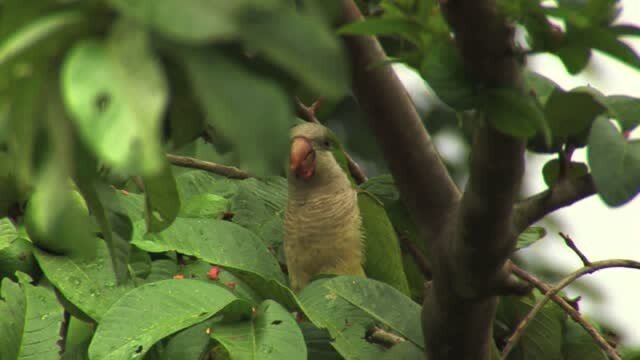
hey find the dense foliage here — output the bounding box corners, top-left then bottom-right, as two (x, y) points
(0, 0), (639, 359)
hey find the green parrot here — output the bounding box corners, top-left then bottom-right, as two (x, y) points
(284, 122), (411, 294)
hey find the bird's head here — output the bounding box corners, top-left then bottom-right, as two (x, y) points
(288, 122), (348, 186)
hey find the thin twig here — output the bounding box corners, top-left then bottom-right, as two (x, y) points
(399, 233), (432, 278)
(511, 264), (619, 360)
(366, 326), (406, 347)
(559, 232), (591, 266)
(501, 260), (640, 359)
(57, 310), (71, 355)
(294, 98), (369, 184)
(166, 154), (250, 179)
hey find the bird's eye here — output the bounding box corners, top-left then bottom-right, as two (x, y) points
(322, 139), (331, 148)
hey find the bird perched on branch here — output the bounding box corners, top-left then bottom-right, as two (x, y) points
(284, 122), (410, 294)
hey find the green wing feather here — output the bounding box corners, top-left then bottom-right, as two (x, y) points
(324, 127), (410, 295)
(358, 190), (411, 295)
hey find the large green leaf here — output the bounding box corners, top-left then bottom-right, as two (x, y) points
(176, 172), (288, 260)
(358, 191), (411, 295)
(88, 279), (247, 360)
(109, 0), (279, 44)
(0, 10), (82, 66)
(483, 88), (550, 141)
(603, 95), (640, 132)
(179, 193), (230, 219)
(210, 300), (307, 360)
(243, 9), (348, 97)
(544, 89), (605, 137)
(587, 117), (640, 206)
(61, 20), (167, 175)
(0, 217), (18, 252)
(0, 274), (64, 360)
(162, 320), (214, 360)
(496, 291), (565, 360)
(143, 164), (180, 233)
(132, 217), (286, 283)
(298, 276), (423, 359)
(182, 260), (263, 305)
(337, 18), (423, 37)
(181, 49), (294, 176)
(562, 319), (607, 360)
(33, 242), (132, 321)
(420, 41), (476, 110)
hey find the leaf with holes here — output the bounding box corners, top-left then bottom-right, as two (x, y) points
(298, 276), (423, 359)
(34, 241), (133, 321)
(88, 279), (249, 360)
(588, 117), (640, 206)
(131, 217), (286, 284)
(0, 273), (65, 360)
(62, 20), (167, 175)
(210, 300), (306, 360)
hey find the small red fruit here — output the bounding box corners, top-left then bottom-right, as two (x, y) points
(208, 266), (220, 280)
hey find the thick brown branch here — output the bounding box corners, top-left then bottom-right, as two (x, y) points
(339, 0), (459, 240)
(502, 260), (640, 359)
(511, 265), (619, 360)
(295, 98), (369, 184)
(513, 174), (596, 233)
(166, 154), (249, 179)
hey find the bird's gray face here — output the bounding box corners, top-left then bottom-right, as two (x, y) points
(289, 123), (336, 184)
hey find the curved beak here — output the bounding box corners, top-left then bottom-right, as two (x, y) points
(289, 136), (316, 180)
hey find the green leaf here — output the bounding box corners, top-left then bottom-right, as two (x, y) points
(420, 42), (476, 110)
(88, 279), (246, 360)
(243, 9), (349, 98)
(337, 17), (423, 37)
(358, 191), (411, 295)
(143, 164), (180, 233)
(299, 321), (342, 360)
(587, 117), (640, 206)
(24, 164), (97, 257)
(162, 320), (214, 360)
(0, 217), (18, 252)
(602, 95), (640, 132)
(496, 291), (565, 360)
(589, 28), (640, 71)
(557, 44), (591, 74)
(210, 300), (307, 360)
(484, 88), (550, 141)
(62, 20), (167, 175)
(180, 193), (230, 219)
(108, 0), (278, 44)
(0, 237), (38, 280)
(0, 11), (83, 66)
(542, 159), (589, 187)
(0, 274), (65, 360)
(562, 319), (607, 360)
(526, 71), (561, 105)
(77, 182), (131, 284)
(132, 217), (286, 283)
(182, 260), (263, 305)
(298, 276), (423, 359)
(515, 226), (547, 250)
(544, 89), (606, 137)
(33, 241), (132, 321)
(381, 341), (424, 360)
(181, 49), (294, 176)
(144, 259), (179, 283)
